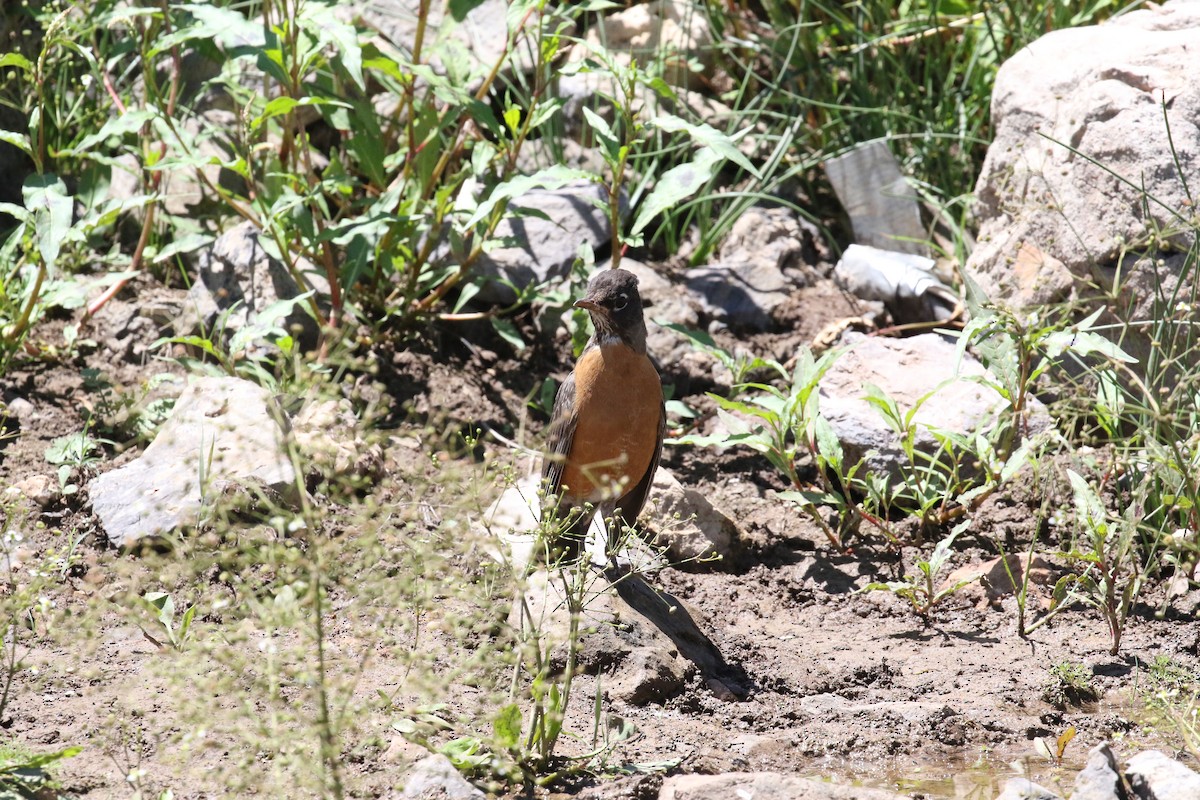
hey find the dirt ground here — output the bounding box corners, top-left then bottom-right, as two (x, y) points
(1, 268), (1198, 800)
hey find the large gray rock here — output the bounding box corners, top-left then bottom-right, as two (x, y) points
(818, 333), (1043, 482)
(1125, 750), (1200, 799)
(89, 377), (299, 547)
(967, 3), (1200, 313)
(349, 0), (543, 86)
(659, 772), (907, 800)
(176, 221), (328, 352)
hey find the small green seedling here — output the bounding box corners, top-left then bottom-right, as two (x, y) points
(861, 523), (975, 620)
(141, 592), (197, 651)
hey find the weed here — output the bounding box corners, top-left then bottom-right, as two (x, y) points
(1042, 661), (1099, 710)
(139, 592), (197, 652)
(861, 523), (977, 621)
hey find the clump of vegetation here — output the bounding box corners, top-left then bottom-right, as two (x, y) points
(1042, 661), (1100, 709)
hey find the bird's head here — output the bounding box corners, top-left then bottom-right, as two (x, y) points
(574, 269), (648, 352)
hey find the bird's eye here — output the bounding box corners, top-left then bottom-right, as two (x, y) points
(613, 292), (629, 311)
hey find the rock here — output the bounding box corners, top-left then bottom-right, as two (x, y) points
(659, 772), (907, 799)
(967, 2), (1200, 312)
(825, 140), (928, 257)
(818, 332), (1045, 483)
(558, 0), (713, 121)
(349, 0), (542, 89)
(1125, 750), (1200, 799)
(994, 778), (1063, 800)
(1072, 743), (1126, 800)
(686, 261), (791, 331)
(391, 753), (485, 800)
(175, 220), (328, 353)
(291, 399), (383, 480)
(834, 245), (958, 324)
(11, 475), (55, 508)
(642, 468), (738, 565)
(89, 377), (299, 548)
(469, 181), (618, 304)
(512, 565), (687, 706)
(5, 398), (34, 419)
(717, 206), (828, 288)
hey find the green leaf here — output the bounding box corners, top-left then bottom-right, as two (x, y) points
(0, 130), (31, 156)
(60, 109), (156, 156)
(449, 0), (490, 21)
(649, 113), (761, 178)
(491, 317), (526, 351)
(22, 174), (73, 268)
(492, 703), (522, 750)
(463, 165), (594, 230)
(0, 53), (33, 72)
(630, 147), (720, 235)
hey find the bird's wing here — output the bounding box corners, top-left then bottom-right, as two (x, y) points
(541, 371), (578, 500)
(615, 395), (665, 528)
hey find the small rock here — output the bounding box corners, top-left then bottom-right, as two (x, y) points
(89, 376), (300, 548)
(12, 475), (56, 507)
(1072, 743), (1126, 800)
(609, 643), (687, 706)
(392, 753), (485, 800)
(717, 206), (827, 287)
(1125, 749), (1200, 800)
(941, 553), (1056, 609)
(660, 772), (907, 799)
(642, 468), (737, 564)
(994, 777), (1063, 800)
(291, 399), (383, 480)
(686, 260), (791, 331)
(5, 398), (34, 419)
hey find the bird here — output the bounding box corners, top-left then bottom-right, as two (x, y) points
(541, 268), (664, 562)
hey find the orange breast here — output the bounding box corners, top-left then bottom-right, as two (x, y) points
(561, 344), (662, 504)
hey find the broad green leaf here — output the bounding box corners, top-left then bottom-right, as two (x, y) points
(0, 53), (33, 72)
(491, 317), (526, 351)
(649, 113), (761, 178)
(463, 165), (594, 230)
(630, 147), (720, 235)
(59, 109), (156, 156)
(0, 130), (31, 156)
(22, 174), (72, 268)
(492, 703), (522, 750)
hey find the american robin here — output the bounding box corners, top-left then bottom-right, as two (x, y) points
(541, 268), (665, 561)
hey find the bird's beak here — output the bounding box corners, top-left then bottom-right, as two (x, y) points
(573, 298), (601, 312)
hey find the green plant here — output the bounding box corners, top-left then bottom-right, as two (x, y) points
(1041, 661), (1099, 709)
(1141, 656), (1200, 759)
(44, 427), (109, 495)
(1054, 469), (1145, 656)
(139, 591), (197, 651)
(861, 524), (976, 621)
(670, 340), (856, 549)
(0, 741), (82, 800)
